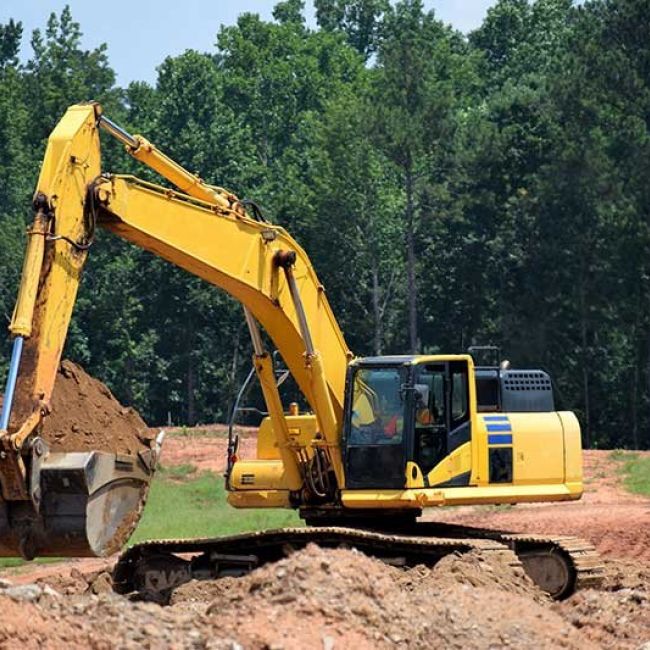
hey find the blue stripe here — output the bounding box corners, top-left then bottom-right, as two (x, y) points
(483, 415), (510, 422)
(488, 433), (513, 445)
(486, 423), (512, 432)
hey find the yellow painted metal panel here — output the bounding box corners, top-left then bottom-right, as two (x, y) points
(257, 414), (318, 459)
(227, 490), (291, 508)
(558, 411), (583, 489)
(405, 461), (425, 488)
(508, 413), (565, 485)
(341, 482), (582, 509)
(426, 442), (472, 487)
(230, 459), (289, 491)
(476, 412), (566, 486)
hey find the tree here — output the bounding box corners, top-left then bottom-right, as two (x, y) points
(0, 19), (22, 69)
(24, 6), (119, 147)
(315, 0), (389, 58)
(371, 0), (471, 352)
(307, 87), (405, 355)
(273, 0), (306, 25)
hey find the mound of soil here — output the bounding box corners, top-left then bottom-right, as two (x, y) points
(174, 544), (582, 649)
(40, 360), (154, 456)
(557, 588), (650, 649)
(5, 547), (650, 649)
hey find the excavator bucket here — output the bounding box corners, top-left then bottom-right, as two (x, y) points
(0, 438), (161, 559)
(0, 435), (162, 559)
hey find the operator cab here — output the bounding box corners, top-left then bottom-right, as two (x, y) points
(343, 356), (471, 489)
(343, 350), (556, 490)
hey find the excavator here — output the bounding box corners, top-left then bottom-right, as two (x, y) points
(0, 103), (602, 601)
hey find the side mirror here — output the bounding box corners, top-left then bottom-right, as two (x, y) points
(414, 383), (430, 407)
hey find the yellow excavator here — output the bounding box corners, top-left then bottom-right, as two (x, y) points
(0, 103), (602, 600)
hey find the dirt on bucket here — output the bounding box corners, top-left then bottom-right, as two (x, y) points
(39, 360), (154, 456)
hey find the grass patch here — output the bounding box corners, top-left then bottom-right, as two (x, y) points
(0, 556), (61, 569)
(617, 454), (650, 498)
(609, 449), (639, 462)
(157, 463), (198, 480)
(165, 426), (229, 438)
(129, 467), (300, 544)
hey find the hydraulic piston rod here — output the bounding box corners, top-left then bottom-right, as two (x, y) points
(0, 337), (24, 431)
(98, 114), (241, 214)
(97, 115), (138, 149)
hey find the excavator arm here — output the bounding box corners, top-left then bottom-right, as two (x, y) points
(0, 103), (351, 558)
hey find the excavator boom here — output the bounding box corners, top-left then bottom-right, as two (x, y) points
(0, 103), (352, 557)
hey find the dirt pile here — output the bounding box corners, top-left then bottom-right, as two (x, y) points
(1, 547), (650, 649)
(558, 588), (650, 649)
(423, 547), (546, 602)
(0, 586), (237, 650)
(171, 544), (582, 649)
(35, 567), (114, 596)
(40, 360), (154, 455)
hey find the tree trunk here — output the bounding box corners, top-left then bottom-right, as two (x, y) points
(371, 265), (382, 355)
(226, 319), (245, 421)
(579, 276), (591, 448)
(186, 319), (196, 426)
(631, 356), (639, 450)
(405, 169), (418, 353)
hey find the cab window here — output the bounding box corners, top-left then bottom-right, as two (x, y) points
(451, 367), (469, 424)
(350, 368), (404, 445)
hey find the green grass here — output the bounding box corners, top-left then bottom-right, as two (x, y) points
(165, 426), (229, 438)
(157, 463), (198, 479)
(609, 449), (639, 462)
(128, 467), (300, 544)
(616, 453), (650, 498)
(0, 557), (61, 568)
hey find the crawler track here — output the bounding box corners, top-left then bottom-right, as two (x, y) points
(113, 522), (603, 602)
(407, 522), (604, 598)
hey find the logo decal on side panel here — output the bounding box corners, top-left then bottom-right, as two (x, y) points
(483, 415), (513, 445)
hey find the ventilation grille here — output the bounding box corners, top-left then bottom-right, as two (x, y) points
(503, 371), (552, 392)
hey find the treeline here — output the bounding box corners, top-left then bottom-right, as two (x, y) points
(0, 1), (648, 448)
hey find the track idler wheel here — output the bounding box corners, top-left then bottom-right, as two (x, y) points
(517, 546), (575, 599)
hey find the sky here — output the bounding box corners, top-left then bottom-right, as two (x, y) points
(0, 1), (496, 87)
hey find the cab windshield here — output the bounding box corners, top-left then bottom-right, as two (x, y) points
(350, 367), (404, 444)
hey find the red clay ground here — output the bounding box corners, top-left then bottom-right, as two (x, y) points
(428, 449), (650, 562)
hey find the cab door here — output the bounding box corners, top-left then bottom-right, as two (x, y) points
(413, 360), (471, 478)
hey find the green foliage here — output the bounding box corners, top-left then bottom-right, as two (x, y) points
(0, 19), (22, 69)
(315, 0), (389, 57)
(1, 1), (650, 449)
